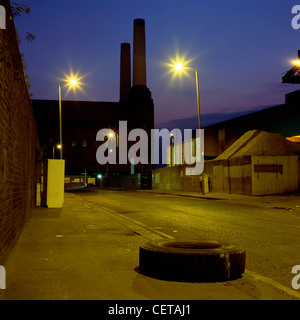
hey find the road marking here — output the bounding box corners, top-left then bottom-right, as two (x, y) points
(76, 194), (300, 299)
(101, 204), (300, 299)
(77, 195), (174, 241)
(246, 270), (300, 300)
(100, 205), (175, 240)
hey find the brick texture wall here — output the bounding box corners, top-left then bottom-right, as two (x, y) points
(0, 0), (38, 264)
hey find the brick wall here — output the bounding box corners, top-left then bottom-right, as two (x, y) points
(0, 0), (38, 264)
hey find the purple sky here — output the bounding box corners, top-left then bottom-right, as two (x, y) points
(14, 0), (300, 128)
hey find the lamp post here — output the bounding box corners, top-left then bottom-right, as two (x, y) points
(58, 82), (63, 159)
(175, 64), (201, 130)
(170, 133), (174, 167)
(108, 129), (119, 160)
(58, 79), (78, 159)
(107, 130), (120, 186)
(108, 131), (118, 147)
(53, 144), (62, 159)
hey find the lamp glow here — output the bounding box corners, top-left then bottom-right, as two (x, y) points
(60, 70), (86, 96)
(290, 59), (300, 66)
(58, 72), (85, 159)
(108, 132), (115, 139)
(175, 63), (184, 71)
(165, 54), (201, 129)
(69, 79), (77, 86)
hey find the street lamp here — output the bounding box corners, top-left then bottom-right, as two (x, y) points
(53, 144), (62, 159)
(107, 130), (119, 148)
(175, 63), (201, 129)
(106, 130), (120, 186)
(58, 78), (78, 159)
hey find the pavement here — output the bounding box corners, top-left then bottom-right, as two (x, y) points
(145, 188), (300, 209)
(1, 188), (300, 301)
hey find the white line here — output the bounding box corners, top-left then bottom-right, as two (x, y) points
(100, 205), (174, 240)
(77, 194), (175, 240)
(75, 194), (300, 299)
(246, 270), (300, 300)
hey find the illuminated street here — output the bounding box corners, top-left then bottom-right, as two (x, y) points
(70, 188), (300, 294)
(1, 187), (300, 301)
(2, 0), (300, 307)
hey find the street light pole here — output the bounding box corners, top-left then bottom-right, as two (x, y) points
(185, 66), (201, 130)
(58, 82), (63, 159)
(193, 66), (201, 130)
(58, 78), (78, 159)
(175, 64), (201, 129)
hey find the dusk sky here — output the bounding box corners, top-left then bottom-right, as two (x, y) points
(14, 0), (300, 129)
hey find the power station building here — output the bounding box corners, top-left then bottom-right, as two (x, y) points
(33, 19), (154, 188)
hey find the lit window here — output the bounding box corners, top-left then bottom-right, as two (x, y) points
(83, 137), (87, 147)
(72, 138), (76, 147)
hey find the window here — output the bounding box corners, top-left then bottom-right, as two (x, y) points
(72, 137), (76, 147)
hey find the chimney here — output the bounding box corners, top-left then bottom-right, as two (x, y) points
(120, 43), (131, 100)
(133, 18), (147, 86)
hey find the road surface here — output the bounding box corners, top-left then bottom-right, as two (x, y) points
(70, 188), (300, 294)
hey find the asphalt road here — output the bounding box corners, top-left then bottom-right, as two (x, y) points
(69, 188), (300, 294)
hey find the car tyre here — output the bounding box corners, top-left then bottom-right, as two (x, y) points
(139, 239), (246, 282)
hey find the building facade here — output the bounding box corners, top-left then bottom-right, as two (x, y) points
(32, 19), (154, 188)
(0, 0), (39, 263)
(203, 90), (300, 158)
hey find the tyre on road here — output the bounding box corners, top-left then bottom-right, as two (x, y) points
(139, 239), (246, 282)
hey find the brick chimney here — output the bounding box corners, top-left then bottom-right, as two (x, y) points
(133, 18), (147, 86)
(120, 43), (131, 101)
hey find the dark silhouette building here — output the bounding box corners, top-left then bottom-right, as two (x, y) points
(203, 90), (300, 158)
(32, 19), (154, 188)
